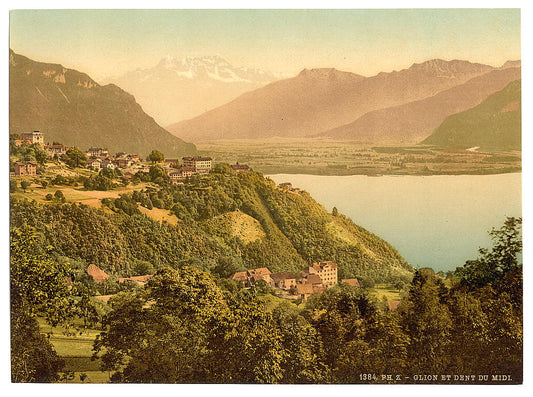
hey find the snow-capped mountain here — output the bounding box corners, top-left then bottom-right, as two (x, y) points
(154, 54), (283, 83)
(104, 55), (285, 125)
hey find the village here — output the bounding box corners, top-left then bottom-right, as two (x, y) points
(10, 130), (252, 181)
(11, 130), (402, 307)
(82, 259), (366, 303)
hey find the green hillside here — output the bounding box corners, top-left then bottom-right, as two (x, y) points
(421, 80), (521, 150)
(9, 50), (196, 157)
(10, 170), (412, 284)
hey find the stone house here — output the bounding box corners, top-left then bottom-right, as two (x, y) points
(231, 267), (272, 287)
(21, 131), (44, 145)
(182, 156), (212, 174)
(341, 278), (361, 288)
(230, 163), (251, 173)
(14, 161), (37, 176)
(270, 272), (297, 290)
(303, 261), (338, 288)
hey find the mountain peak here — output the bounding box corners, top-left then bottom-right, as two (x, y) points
(10, 50), (196, 157)
(408, 59), (493, 76)
(501, 60), (521, 69)
(298, 68), (365, 81)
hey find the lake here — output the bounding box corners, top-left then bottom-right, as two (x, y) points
(268, 173), (522, 272)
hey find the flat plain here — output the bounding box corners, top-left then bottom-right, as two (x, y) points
(197, 138), (521, 176)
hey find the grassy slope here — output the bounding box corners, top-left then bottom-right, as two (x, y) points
(37, 317), (110, 383)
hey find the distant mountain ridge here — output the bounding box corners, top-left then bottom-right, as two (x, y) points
(421, 79), (521, 150)
(105, 55), (286, 125)
(167, 59), (504, 142)
(317, 66), (521, 144)
(9, 50), (197, 157)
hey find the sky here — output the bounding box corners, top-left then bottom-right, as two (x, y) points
(9, 8), (521, 81)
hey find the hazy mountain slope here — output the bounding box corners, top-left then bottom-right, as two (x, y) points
(9, 50), (197, 157)
(105, 55), (285, 126)
(319, 66), (521, 144)
(167, 59), (494, 142)
(422, 80), (521, 150)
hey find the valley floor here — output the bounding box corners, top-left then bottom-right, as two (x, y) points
(197, 138), (521, 176)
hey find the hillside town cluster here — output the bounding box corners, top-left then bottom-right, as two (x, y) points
(11, 130), (250, 181)
(231, 261), (362, 300)
(82, 260), (360, 301)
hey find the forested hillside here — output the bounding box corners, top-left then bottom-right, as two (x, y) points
(10, 169), (412, 284)
(422, 80), (521, 150)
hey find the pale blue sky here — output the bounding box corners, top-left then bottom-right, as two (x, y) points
(9, 9), (521, 80)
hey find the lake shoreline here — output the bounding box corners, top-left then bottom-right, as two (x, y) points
(258, 166), (522, 177)
(268, 173), (522, 273)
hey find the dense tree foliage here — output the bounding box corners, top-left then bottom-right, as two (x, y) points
(91, 215), (522, 384)
(11, 171), (412, 282)
(9, 138), (48, 166)
(10, 226), (70, 382)
(61, 148), (87, 168)
(9, 164), (521, 383)
(146, 149), (164, 163)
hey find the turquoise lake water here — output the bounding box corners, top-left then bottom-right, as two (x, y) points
(269, 173), (522, 272)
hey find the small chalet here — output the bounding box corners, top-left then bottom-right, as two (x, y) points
(231, 267), (272, 287)
(270, 272), (297, 290)
(387, 301), (401, 311)
(118, 274), (153, 286)
(230, 163), (251, 173)
(341, 278), (361, 288)
(296, 283), (314, 300)
(86, 147), (109, 158)
(45, 144), (67, 158)
(296, 283), (325, 300)
(14, 161), (37, 176)
(85, 264), (109, 283)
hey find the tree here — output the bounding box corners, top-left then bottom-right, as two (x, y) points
(61, 148), (87, 168)
(400, 268), (452, 374)
(455, 217), (522, 288)
(332, 207), (339, 216)
(148, 164), (168, 184)
(93, 267), (228, 383)
(147, 150), (164, 163)
(54, 190), (66, 203)
(10, 179), (18, 193)
(20, 180), (30, 192)
(213, 163), (231, 175)
(10, 226), (71, 382)
(33, 144), (48, 166)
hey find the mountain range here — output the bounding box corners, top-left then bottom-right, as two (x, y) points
(104, 55), (285, 126)
(9, 50), (197, 157)
(167, 59), (520, 145)
(422, 79), (521, 150)
(317, 66), (521, 144)
(10, 50), (521, 153)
